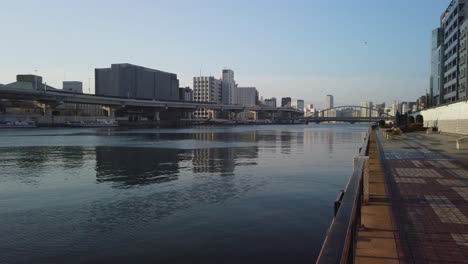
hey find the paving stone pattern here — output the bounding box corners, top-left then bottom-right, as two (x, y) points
(378, 132), (468, 263)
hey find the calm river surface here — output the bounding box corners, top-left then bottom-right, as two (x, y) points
(0, 124), (368, 264)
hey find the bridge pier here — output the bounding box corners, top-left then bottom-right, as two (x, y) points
(154, 111), (160, 121)
(251, 111), (258, 122)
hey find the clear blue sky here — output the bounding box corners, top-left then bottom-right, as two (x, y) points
(0, 0), (450, 107)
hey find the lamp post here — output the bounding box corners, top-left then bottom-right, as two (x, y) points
(34, 69), (38, 90)
(88, 78), (92, 94)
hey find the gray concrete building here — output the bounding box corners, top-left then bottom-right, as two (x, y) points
(263, 97), (277, 107)
(179, 87), (193, 101)
(95, 63), (179, 101)
(221, 69), (236, 105)
(281, 97), (291, 107)
(236, 87), (258, 107)
(63, 81), (83, 93)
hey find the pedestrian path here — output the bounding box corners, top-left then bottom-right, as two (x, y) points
(376, 131), (468, 263)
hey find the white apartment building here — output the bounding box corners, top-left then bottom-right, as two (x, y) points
(391, 100), (400, 116)
(360, 101), (374, 118)
(193, 76), (222, 118)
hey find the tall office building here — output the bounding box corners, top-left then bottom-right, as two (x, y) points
(291, 99), (304, 110)
(441, 0), (465, 103)
(95, 63), (179, 101)
(325, 95), (334, 109)
(221, 69), (237, 105)
(430, 28), (445, 105)
(459, 19), (468, 100)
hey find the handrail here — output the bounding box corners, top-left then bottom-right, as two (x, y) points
(316, 128), (371, 264)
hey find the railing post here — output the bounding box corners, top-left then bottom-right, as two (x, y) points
(362, 156), (370, 204)
(354, 155), (370, 204)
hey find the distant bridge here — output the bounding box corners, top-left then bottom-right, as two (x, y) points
(307, 106), (395, 123)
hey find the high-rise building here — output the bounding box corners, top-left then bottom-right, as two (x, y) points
(391, 100), (400, 116)
(430, 28), (444, 105)
(95, 63), (179, 101)
(440, 0), (466, 103)
(236, 87), (258, 107)
(306, 103), (314, 110)
(281, 97), (291, 107)
(291, 99), (304, 110)
(221, 69), (237, 105)
(360, 101), (373, 117)
(401, 102), (409, 114)
(459, 19), (468, 100)
(325, 95), (334, 109)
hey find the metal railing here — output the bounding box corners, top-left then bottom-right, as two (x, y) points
(315, 128), (372, 264)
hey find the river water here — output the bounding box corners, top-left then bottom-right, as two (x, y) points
(0, 124), (368, 264)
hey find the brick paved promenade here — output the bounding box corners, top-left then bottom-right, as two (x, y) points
(375, 131), (468, 263)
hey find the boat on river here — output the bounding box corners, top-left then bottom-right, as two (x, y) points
(0, 120), (37, 128)
(66, 120), (118, 128)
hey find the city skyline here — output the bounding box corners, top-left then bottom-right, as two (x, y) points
(0, 0), (450, 107)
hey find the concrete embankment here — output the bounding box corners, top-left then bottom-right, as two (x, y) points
(417, 100), (468, 135)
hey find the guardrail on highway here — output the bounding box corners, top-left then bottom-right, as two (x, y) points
(315, 126), (372, 264)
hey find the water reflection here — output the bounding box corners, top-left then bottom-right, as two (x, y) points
(0, 125), (370, 264)
(191, 131), (259, 175)
(95, 147), (186, 188)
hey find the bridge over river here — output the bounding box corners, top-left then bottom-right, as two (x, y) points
(0, 86), (303, 123)
(307, 105), (395, 123)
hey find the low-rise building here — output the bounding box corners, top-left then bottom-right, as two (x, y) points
(179, 87), (193, 101)
(63, 81), (83, 93)
(281, 97), (291, 107)
(263, 97), (277, 107)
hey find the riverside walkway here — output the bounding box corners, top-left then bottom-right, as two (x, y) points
(359, 131), (468, 263)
